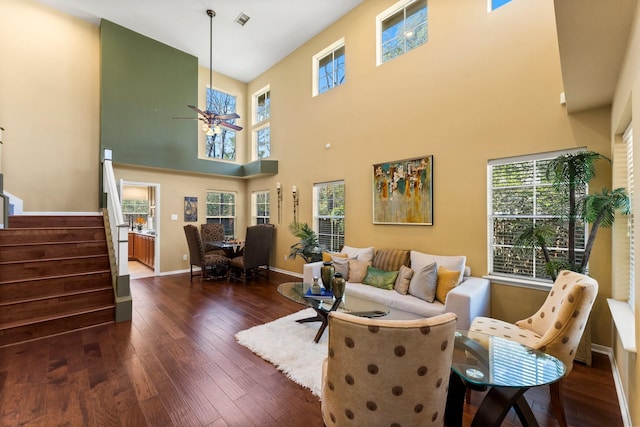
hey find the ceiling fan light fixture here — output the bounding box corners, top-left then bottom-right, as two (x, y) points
(213, 125), (222, 134)
(205, 127), (215, 136)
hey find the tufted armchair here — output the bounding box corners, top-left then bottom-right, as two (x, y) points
(469, 270), (598, 427)
(322, 311), (457, 427)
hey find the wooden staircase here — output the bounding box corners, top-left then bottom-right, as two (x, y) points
(0, 215), (115, 347)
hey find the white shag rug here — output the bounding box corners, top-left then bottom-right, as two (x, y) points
(235, 308), (327, 397)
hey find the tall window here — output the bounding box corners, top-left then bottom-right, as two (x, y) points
(313, 39), (345, 96)
(488, 149), (585, 281)
(377, 0), (428, 65)
(253, 86), (271, 160)
(206, 191), (236, 238)
(205, 89), (237, 161)
(489, 0), (512, 12)
(252, 191), (270, 225)
(313, 181), (345, 252)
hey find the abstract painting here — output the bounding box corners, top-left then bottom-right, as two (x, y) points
(372, 155), (433, 225)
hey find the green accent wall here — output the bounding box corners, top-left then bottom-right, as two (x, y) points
(100, 20), (276, 177)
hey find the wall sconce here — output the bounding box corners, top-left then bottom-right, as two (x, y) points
(276, 182), (282, 224)
(292, 185), (299, 223)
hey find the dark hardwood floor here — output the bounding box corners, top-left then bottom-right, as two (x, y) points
(0, 271), (624, 426)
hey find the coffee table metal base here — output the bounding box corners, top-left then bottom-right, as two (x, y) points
(296, 299), (342, 343)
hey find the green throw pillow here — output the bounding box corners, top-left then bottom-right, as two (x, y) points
(362, 266), (399, 290)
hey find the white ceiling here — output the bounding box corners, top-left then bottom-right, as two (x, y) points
(37, 0), (363, 83)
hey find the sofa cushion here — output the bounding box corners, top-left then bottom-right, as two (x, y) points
(409, 251), (466, 285)
(435, 266), (460, 303)
(394, 265), (414, 295)
(340, 246), (375, 263)
(346, 282), (446, 318)
(348, 259), (371, 283)
(362, 266), (399, 290)
(331, 256), (352, 279)
(372, 249), (410, 272)
(322, 251), (348, 263)
(408, 262), (438, 302)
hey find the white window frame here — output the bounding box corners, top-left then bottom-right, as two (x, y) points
(312, 38), (346, 97)
(205, 191), (236, 239)
(313, 180), (345, 252)
(376, 0), (428, 66)
(486, 148), (586, 288)
(252, 190), (270, 225)
(252, 85), (270, 126)
(251, 85), (271, 160)
(253, 123), (271, 160)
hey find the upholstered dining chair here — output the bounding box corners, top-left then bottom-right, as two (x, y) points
(183, 224), (229, 281)
(469, 270), (598, 427)
(200, 222), (226, 255)
(322, 311), (457, 427)
(229, 224), (275, 284)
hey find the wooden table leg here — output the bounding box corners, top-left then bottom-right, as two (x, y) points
(445, 372), (466, 427)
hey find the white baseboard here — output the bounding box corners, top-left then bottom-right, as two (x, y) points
(592, 344), (632, 427)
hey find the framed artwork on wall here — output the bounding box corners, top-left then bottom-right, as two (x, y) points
(372, 155), (433, 225)
(184, 196), (197, 222)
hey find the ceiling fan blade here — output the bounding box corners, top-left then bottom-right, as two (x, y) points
(219, 121), (243, 131)
(215, 113), (240, 120)
(187, 105), (210, 117)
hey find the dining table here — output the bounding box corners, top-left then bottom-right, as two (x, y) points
(445, 330), (566, 427)
(207, 240), (244, 258)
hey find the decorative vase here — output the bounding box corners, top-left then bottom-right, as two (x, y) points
(320, 262), (335, 292)
(311, 276), (322, 295)
(332, 272), (346, 300)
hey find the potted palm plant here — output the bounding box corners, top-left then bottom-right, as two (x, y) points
(515, 150), (630, 280)
(288, 221), (323, 263)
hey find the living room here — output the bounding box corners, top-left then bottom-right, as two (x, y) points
(1, 0), (638, 425)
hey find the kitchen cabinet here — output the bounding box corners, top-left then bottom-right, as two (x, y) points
(130, 232), (155, 268)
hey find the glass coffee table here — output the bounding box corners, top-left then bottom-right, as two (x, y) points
(277, 282), (389, 343)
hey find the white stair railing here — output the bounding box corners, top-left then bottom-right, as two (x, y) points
(103, 150), (129, 276)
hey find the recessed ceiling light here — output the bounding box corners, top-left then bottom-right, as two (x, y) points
(235, 13), (250, 26)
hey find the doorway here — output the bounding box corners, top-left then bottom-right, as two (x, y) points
(120, 180), (160, 279)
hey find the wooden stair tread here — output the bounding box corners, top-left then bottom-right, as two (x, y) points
(0, 253), (109, 265)
(0, 305), (115, 331)
(0, 286), (113, 307)
(0, 269), (112, 286)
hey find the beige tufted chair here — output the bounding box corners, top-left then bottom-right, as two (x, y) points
(322, 311), (457, 427)
(469, 270), (598, 427)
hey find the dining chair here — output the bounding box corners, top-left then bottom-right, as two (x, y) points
(321, 311), (457, 427)
(229, 224), (275, 284)
(183, 224), (229, 281)
(469, 270), (598, 427)
(200, 222), (226, 255)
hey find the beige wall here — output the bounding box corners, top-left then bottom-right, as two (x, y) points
(2, 0), (621, 352)
(611, 1), (640, 424)
(0, 0), (100, 211)
(249, 0), (613, 343)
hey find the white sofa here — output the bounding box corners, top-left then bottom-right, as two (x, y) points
(302, 248), (490, 330)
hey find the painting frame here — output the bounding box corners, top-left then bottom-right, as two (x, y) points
(184, 196), (198, 222)
(372, 155), (433, 225)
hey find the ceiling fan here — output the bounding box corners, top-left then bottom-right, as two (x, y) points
(175, 9), (242, 136)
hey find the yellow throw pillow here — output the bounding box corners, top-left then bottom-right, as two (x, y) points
(322, 251), (348, 263)
(436, 266), (460, 304)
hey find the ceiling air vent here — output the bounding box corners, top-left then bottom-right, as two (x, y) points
(235, 13), (250, 26)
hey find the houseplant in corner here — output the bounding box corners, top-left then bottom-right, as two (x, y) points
(288, 221), (323, 263)
(515, 150), (630, 280)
